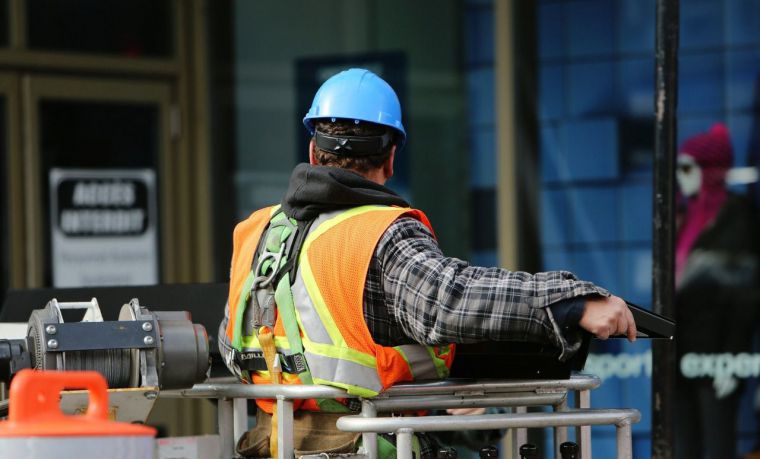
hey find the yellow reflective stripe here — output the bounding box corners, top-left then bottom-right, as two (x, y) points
(299, 205), (407, 346)
(313, 376), (379, 398)
(303, 337), (377, 369)
(304, 205), (400, 242)
(427, 346), (451, 379)
(297, 258), (342, 345)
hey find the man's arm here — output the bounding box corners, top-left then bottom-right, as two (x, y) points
(377, 217), (635, 360)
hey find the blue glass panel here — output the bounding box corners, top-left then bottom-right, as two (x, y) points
(680, 0), (723, 49)
(470, 250), (498, 268)
(466, 68), (494, 128)
(541, 188), (572, 246)
(679, 52), (724, 113)
(569, 186), (619, 243)
(622, 248), (652, 306)
(542, 247), (574, 271)
(726, 49), (760, 112)
(620, 182), (652, 242)
(539, 2), (564, 60)
(619, 58), (654, 117)
(540, 64), (565, 120)
(566, 0), (614, 57)
(571, 247), (621, 293)
(728, 114), (752, 168)
(560, 118), (620, 181)
(727, 0), (760, 46)
(738, 378), (760, 454)
(469, 128), (496, 187)
(568, 60), (616, 116)
(678, 116), (721, 147)
(540, 124), (563, 182)
(465, 7), (493, 66)
(617, 0), (655, 54)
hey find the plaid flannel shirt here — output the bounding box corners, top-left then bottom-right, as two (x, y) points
(364, 217), (608, 359)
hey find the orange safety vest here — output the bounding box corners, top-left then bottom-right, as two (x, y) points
(227, 205), (455, 413)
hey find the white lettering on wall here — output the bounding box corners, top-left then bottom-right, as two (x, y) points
(584, 350), (652, 380)
(680, 353), (760, 380)
(72, 181), (136, 207)
(60, 209), (145, 234)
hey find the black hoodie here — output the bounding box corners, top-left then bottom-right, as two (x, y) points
(280, 163), (409, 220)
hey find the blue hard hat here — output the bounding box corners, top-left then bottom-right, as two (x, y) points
(303, 68), (406, 149)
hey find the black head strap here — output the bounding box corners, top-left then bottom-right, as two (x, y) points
(314, 130), (394, 156)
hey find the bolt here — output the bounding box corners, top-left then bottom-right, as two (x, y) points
(45, 325), (57, 335)
(144, 336), (155, 345)
(144, 391), (158, 400)
(47, 339), (58, 349)
(142, 322), (153, 332)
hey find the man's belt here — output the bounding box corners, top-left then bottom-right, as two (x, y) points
(235, 350), (308, 374)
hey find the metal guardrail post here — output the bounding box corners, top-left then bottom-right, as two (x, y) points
(554, 397), (569, 459)
(576, 389), (592, 459)
(277, 396), (295, 459)
(616, 419), (634, 459)
(396, 428), (414, 459)
(360, 399), (378, 459)
(233, 398), (248, 449)
(218, 397), (235, 458)
(512, 406), (528, 458)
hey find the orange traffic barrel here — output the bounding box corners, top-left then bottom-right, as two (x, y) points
(0, 369), (156, 458)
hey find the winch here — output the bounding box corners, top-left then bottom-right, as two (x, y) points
(0, 297), (210, 390)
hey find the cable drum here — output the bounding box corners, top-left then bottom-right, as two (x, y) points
(62, 349), (132, 389)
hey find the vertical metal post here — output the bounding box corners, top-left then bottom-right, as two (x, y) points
(553, 398), (569, 459)
(361, 399), (379, 459)
(512, 406), (528, 458)
(277, 396), (294, 459)
(652, 0), (679, 458)
(616, 421), (634, 459)
(217, 398), (235, 459)
(396, 428), (414, 459)
(576, 390), (592, 459)
(233, 398), (248, 448)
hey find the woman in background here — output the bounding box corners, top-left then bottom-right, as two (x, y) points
(674, 123), (760, 459)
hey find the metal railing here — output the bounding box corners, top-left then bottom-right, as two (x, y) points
(161, 374), (640, 459)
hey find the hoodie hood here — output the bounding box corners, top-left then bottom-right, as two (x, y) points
(281, 163), (409, 220)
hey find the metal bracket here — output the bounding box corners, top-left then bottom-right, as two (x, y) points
(42, 321), (157, 352)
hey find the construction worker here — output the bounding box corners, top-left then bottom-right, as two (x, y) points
(218, 68), (637, 458)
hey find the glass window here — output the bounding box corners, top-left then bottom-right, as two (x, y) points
(27, 0), (173, 58)
(38, 100), (160, 286)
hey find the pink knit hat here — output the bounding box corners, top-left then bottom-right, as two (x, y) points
(679, 123), (733, 169)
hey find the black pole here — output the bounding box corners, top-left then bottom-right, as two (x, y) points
(651, 0), (678, 458)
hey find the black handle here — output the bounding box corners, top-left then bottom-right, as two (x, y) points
(560, 441), (579, 459)
(479, 445), (498, 458)
(519, 443), (538, 459)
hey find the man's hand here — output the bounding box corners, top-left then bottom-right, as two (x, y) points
(579, 295), (637, 342)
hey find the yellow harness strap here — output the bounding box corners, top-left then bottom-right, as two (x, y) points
(258, 326), (281, 457)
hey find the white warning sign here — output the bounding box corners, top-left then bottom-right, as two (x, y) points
(50, 168), (159, 287)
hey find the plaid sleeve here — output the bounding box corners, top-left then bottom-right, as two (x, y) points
(376, 217), (609, 361)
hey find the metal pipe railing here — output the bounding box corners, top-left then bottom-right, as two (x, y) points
(159, 374), (631, 459)
(337, 409), (641, 459)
